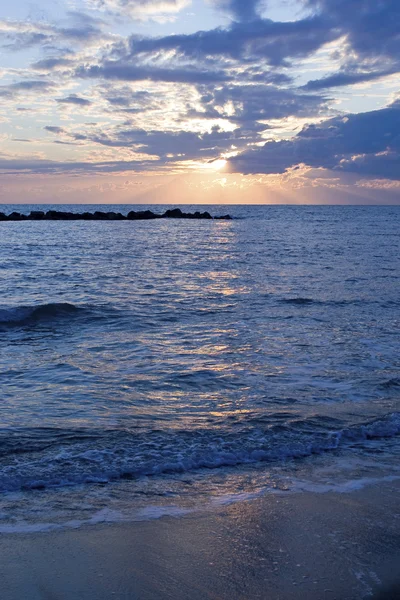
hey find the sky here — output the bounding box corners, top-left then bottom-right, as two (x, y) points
(0, 0), (399, 204)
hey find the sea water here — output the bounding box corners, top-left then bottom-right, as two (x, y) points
(0, 204), (399, 531)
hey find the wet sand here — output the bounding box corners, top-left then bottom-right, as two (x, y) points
(1, 480), (400, 600)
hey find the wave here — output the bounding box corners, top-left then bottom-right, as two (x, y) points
(279, 297), (362, 306)
(380, 378), (400, 390)
(0, 302), (83, 326)
(279, 297), (399, 308)
(1, 413), (399, 494)
(280, 297), (316, 305)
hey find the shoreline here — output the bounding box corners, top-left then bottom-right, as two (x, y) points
(2, 480), (400, 599)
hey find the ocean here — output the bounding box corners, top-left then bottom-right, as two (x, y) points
(0, 204), (399, 532)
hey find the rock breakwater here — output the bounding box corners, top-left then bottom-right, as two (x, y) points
(0, 208), (232, 221)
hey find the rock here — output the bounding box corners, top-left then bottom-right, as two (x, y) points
(163, 208), (183, 218)
(48, 210), (76, 220)
(8, 212), (26, 221)
(0, 208), (232, 221)
(46, 210), (63, 220)
(133, 210), (159, 220)
(29, 211), (45, 220)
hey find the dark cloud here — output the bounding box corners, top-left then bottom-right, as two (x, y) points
(44, 126), (66, 134)
(41, 122), (255, 160)
(0, 80), (55, 99)
(32, 57), (74, 70)
(72, 1), (399, 94)
(195, 84), (329, 124)
(339, 151), (400, 180)
(303, 0), (400, 89)
(229, 103), (400, 178)
(128, 16), (336, 66)
(212, 0), (263, 22)
(1, 30), (48, 50)
(303, 68), (397, 91)
(306, 0), (400, 61)
(0, 12), (109, 52)
(93, 127), (248, 158)
(72, 13), (338, 114)
(77, 62), (229, 84)
(57, 94), (92, 106)
(99, 86), (157, 114)
(0, 157), (159, 175)
(11, 80), (53, 91)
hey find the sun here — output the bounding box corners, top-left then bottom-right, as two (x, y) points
(203, 159), (228, 171)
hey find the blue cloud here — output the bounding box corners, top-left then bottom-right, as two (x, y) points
(229, 103), (400, 178)
(211, 0), (262, 21)
(128, 16), (335, 66)
(303, 0), (400, 89)
(56, 94), (92, 106)
(76, 62), (230, 84)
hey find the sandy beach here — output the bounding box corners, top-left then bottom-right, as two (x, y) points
(2, 479), (400, 600)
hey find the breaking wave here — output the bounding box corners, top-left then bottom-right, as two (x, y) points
(1, 412), (399, 494)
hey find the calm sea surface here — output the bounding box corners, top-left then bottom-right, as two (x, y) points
(0, 204), (399, 531)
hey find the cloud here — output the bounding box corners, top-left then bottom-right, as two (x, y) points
(194, 84), (329, 124)
(74, 15), (336, 97)
(9, 80), (54, 91)
(56, 94), (92, 106)
(1, 0), (399, 195)
(42, 121), (253, 160)
(41, 80), (330, 162)
(32, 58), (75, 70)
(303, 0), (400, 89)
(71, 13), (337, 113)
(87, 0), (190, 21)
(210, 0), (263, 22)
(303, 68), (398, 91)
(229, 103), (400, 178)
(44, 126), (66, 134)
(0, 157), (159, 175)
(0, 80), (55, 99)
(77, 62), (230, 84)
(0, 12), (111, 51)
(339, 151), (400, 180)
(73, 1), (400, 95)
(127, 16), (336, 66)
(102, 86), (153, 108)
(306, 0), (400, 61)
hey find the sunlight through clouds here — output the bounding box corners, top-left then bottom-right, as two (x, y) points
(0, 0), (399, 203)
